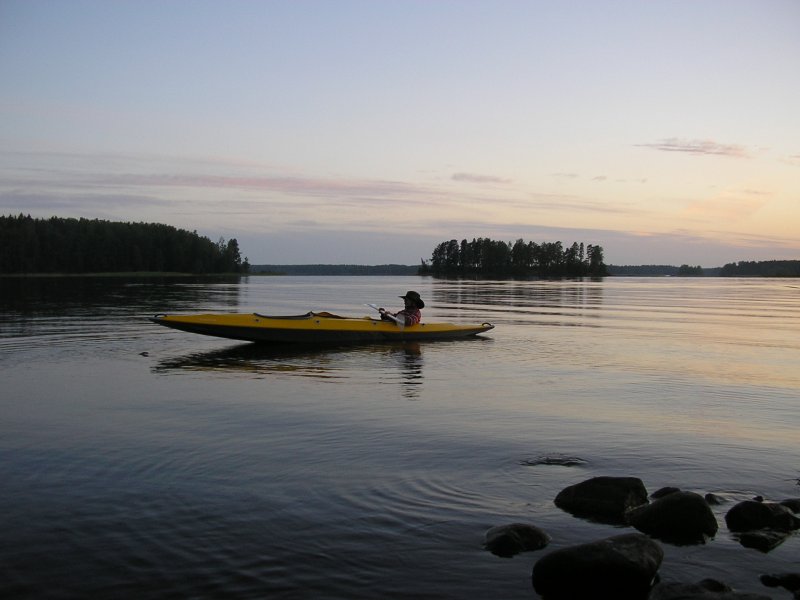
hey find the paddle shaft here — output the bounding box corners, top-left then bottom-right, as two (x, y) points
(366, 303), (403, 326)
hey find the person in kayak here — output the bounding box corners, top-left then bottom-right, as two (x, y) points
(379, 291), (424, 326)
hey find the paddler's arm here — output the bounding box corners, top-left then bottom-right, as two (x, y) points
(379, 308), (400, 323)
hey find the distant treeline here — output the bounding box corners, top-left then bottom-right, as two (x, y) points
(608, 265), (722, 276)
(250, 264), (418, 276)
(420, 238), (608, 277)
(1, 214), (248, 274)
(609, 261), (800, 277)
(720, 260), (800, 277)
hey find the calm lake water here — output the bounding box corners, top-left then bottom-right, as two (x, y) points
(1, 276), (798, 599)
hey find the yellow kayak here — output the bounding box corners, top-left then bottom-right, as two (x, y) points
(151, 312), (494, 344)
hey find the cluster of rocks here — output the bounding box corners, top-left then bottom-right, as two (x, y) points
(483, 475), (800, 599)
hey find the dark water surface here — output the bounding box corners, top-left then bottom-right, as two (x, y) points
(1, 276), (798, 599)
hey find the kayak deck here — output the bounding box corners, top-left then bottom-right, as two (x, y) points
(151, 312), (494, 344)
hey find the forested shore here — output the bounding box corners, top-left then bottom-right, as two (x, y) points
(0, 215), (248, 274)
(608, 265), (721, 276)
(253, 262), (800, 277)
(609, 261), (800, 277)
(3, 215), (797, 277)
(719, 260), (800, 277)
(420, 238), (608, 277)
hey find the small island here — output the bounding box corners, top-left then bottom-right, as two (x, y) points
(419, 238), (609, 278)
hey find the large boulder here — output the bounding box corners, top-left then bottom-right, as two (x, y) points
(554, 476), (648, 523)
(651, 486), (681, 499)
(531, 532), (662, 599)
(649, 578), (770, 599)
(483, 523), (550, 557)
(725, 500), (800, 532)
(627, 490), (718, 544)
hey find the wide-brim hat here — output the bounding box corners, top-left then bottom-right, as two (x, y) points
(400, 290), (424, 309)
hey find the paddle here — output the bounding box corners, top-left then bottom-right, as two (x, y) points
(365, 303), (404, 329)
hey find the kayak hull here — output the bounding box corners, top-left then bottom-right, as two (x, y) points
(151, 312), (494, 344)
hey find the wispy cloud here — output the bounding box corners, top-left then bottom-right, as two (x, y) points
(492, 192), (651, 218)
(97, 173), (434, 200)
(637, 138), (749, 158)
(451, 172), (511, 184)
(552, 172), (646, 184)
(683, 189), (769, 222)
(0, 190), (172, 212)
(1, 155), (647, 232)
(0, 150), (436, 201)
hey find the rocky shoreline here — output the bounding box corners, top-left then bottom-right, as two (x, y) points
(484, 474), (800, 599)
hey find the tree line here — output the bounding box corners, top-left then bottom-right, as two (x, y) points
(419, 238), (608, 277)
(0, 214), (249, 274)
(607, 264), (683, 276)
(607, 264), (719, 276)
(720, 260), (800, 277)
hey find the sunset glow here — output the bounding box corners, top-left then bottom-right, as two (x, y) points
(1, 1), (798, 266)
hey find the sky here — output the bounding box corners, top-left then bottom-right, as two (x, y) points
(1, 0), (798, 267)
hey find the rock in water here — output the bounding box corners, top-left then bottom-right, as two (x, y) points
(531, 532), (663, 599)
(484, 523), (550, 557)
(739, 529), (791, 553)
(554, 476), (648, 523)
(780, 498), (800, 513)
(649, 578), (771, 599)
(651, 486), (681, 499)
(760, 573), (800, 593)
(725, 500), (800, 532)
(627, 490), (718, 544)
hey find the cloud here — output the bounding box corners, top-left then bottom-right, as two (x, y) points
(0, 190), (172, 213)
(95, 173), (434, 201)
(683, 189), (769, 222)
(451, 172), (511, 184)
(507, 193), (649, 216)
(637, 138), (749, 158)
(552, 173), (646, 184)
(0, 150), (439, 203)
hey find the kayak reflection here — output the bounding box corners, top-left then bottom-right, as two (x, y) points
(153, 341), (426, 398)
(395, 342), (422, 400)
